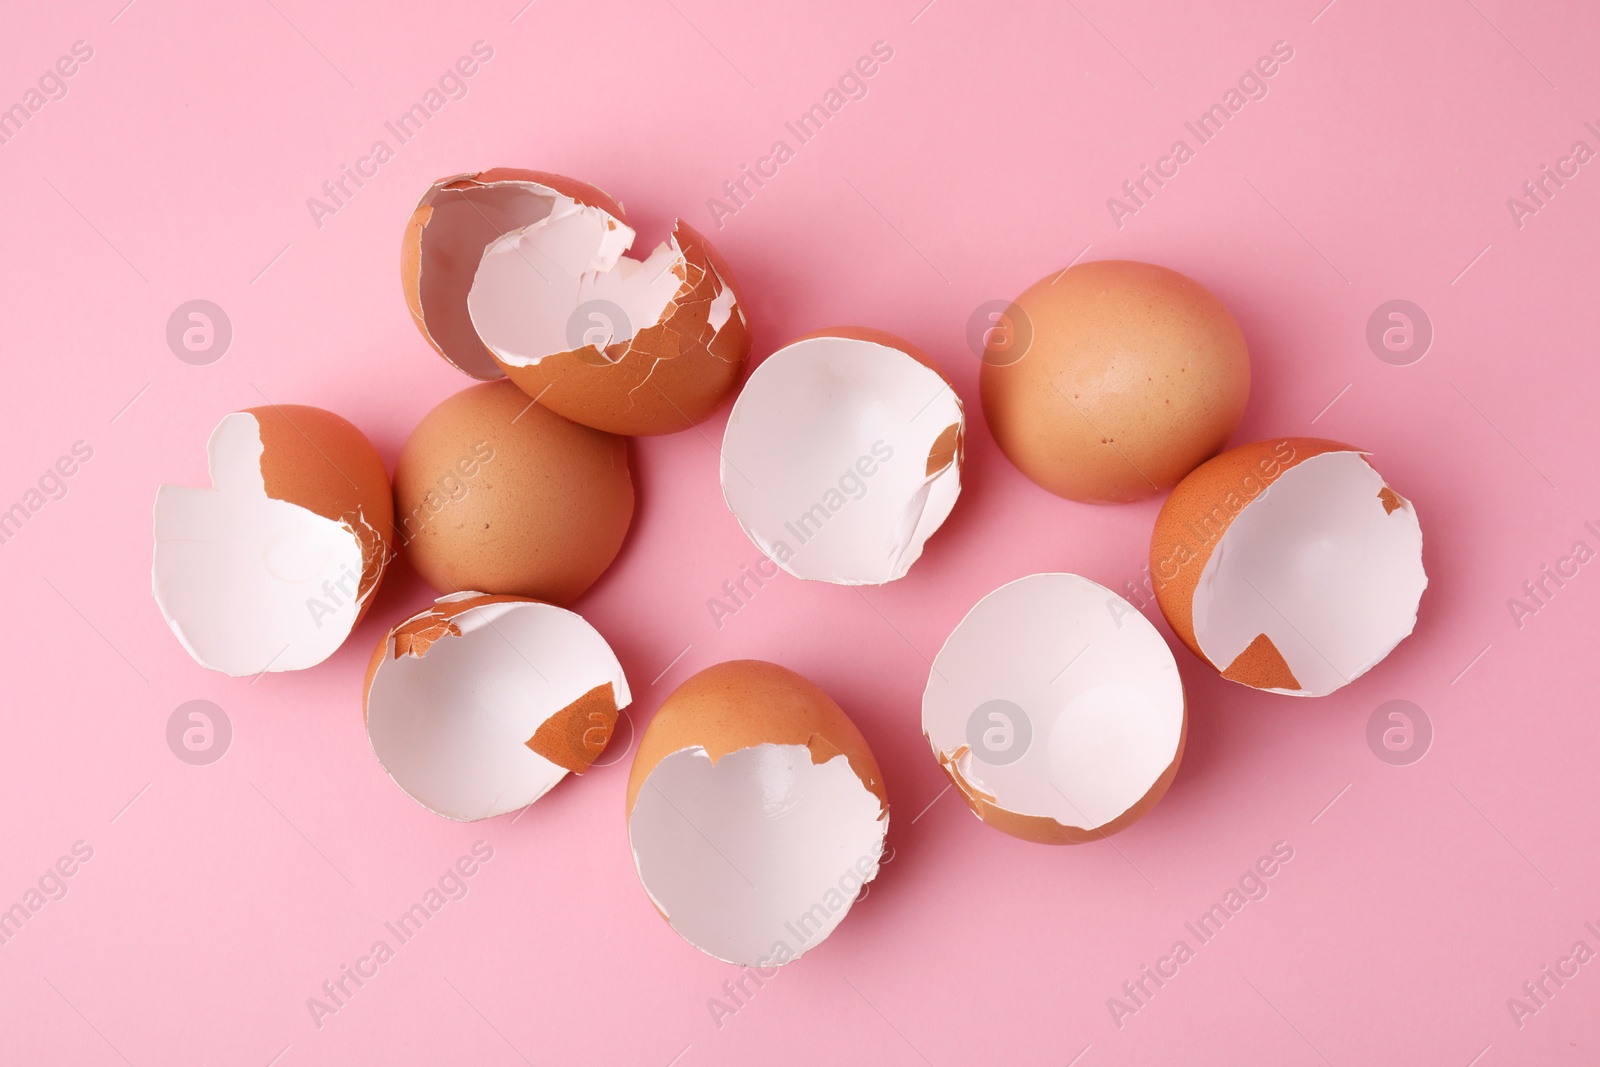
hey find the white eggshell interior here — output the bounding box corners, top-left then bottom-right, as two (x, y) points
(152, 412), (371, 677)
(922, 573), (1184, 831)
(367, 596), (631, 822)
(629, 744), (887, 966)
(417, 179), (564, 379)
(719, 335), (964, 585)
(465, 185), (685, 368)
(1193, 451), (1427, 697)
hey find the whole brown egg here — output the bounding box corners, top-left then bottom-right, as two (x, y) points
(980, 260), (1250, 504)
(394, 380), (634, 605)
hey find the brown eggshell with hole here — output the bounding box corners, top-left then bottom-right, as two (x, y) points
(625, 660), (887, 821)
(248, 403), (394, 621)
(393, 381), (634, 606)
(980, 260), (1250, 504)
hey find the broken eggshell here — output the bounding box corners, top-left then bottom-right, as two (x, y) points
(719, 328), (964, 585)
(365, 592), (631, 821)
(1150, 438), (1427, 697)
(923, 573), (1186, 844)
(152, 406), (392, 677)
(626, 660), (889, 966)
(402, 168), (751, 435)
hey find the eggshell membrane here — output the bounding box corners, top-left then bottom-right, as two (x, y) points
(402, 168), (627, 381)
(625, 661), (889, 965)
(364, 592), (631, 821)
(718, 328), (965, 585)
(152, 406), (393, 676)
(393, 380), (633, 606)
(483, 218), (752, 436)
(922, 574), (1187, 845)
(980, 260), (1250, 504)
(1150, 437), (1427, 695)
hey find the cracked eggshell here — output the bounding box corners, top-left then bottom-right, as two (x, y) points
(1150, 438), (1427, 697)
(152, 406), (393, 677)
(393, 380), (634, 606)
(719, 328), (964, 586)
(626, 660), (889, 966)
(981, 260), (1250, 504)
(364, 593), (631, 821)
(404, 168), (750, 435)
(923, 573), (1186, 845)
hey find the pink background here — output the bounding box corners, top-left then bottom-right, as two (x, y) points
(2, 0), (1597, 1063)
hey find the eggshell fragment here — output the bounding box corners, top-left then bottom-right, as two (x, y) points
(626, 661), (889, 966)
(1150, 438), (1427, 697)
(394, 380), (634, 606)
(404, 168), (751, 435)
(980, 260), (1250, 504)
(365, 593), (631, 821)
(152, 406), (392, 677)
(923, 573), (1186, 844)
(719, 328), (964, 585)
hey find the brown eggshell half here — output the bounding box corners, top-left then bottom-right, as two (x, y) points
(1150, 438), (1427, 696)
(151, 405), (393, 676)
(393, 380), (633, 606)
(980, 260), (1250, 504)
(921, 573), (1187, 845)
(625, 660), (889, 965)
(364, 592), (631, 821)
(402, 169), (627, 381)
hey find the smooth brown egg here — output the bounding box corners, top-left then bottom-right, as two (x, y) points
(394, 380), (634, 605)
(980, 260), (1250, 504)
